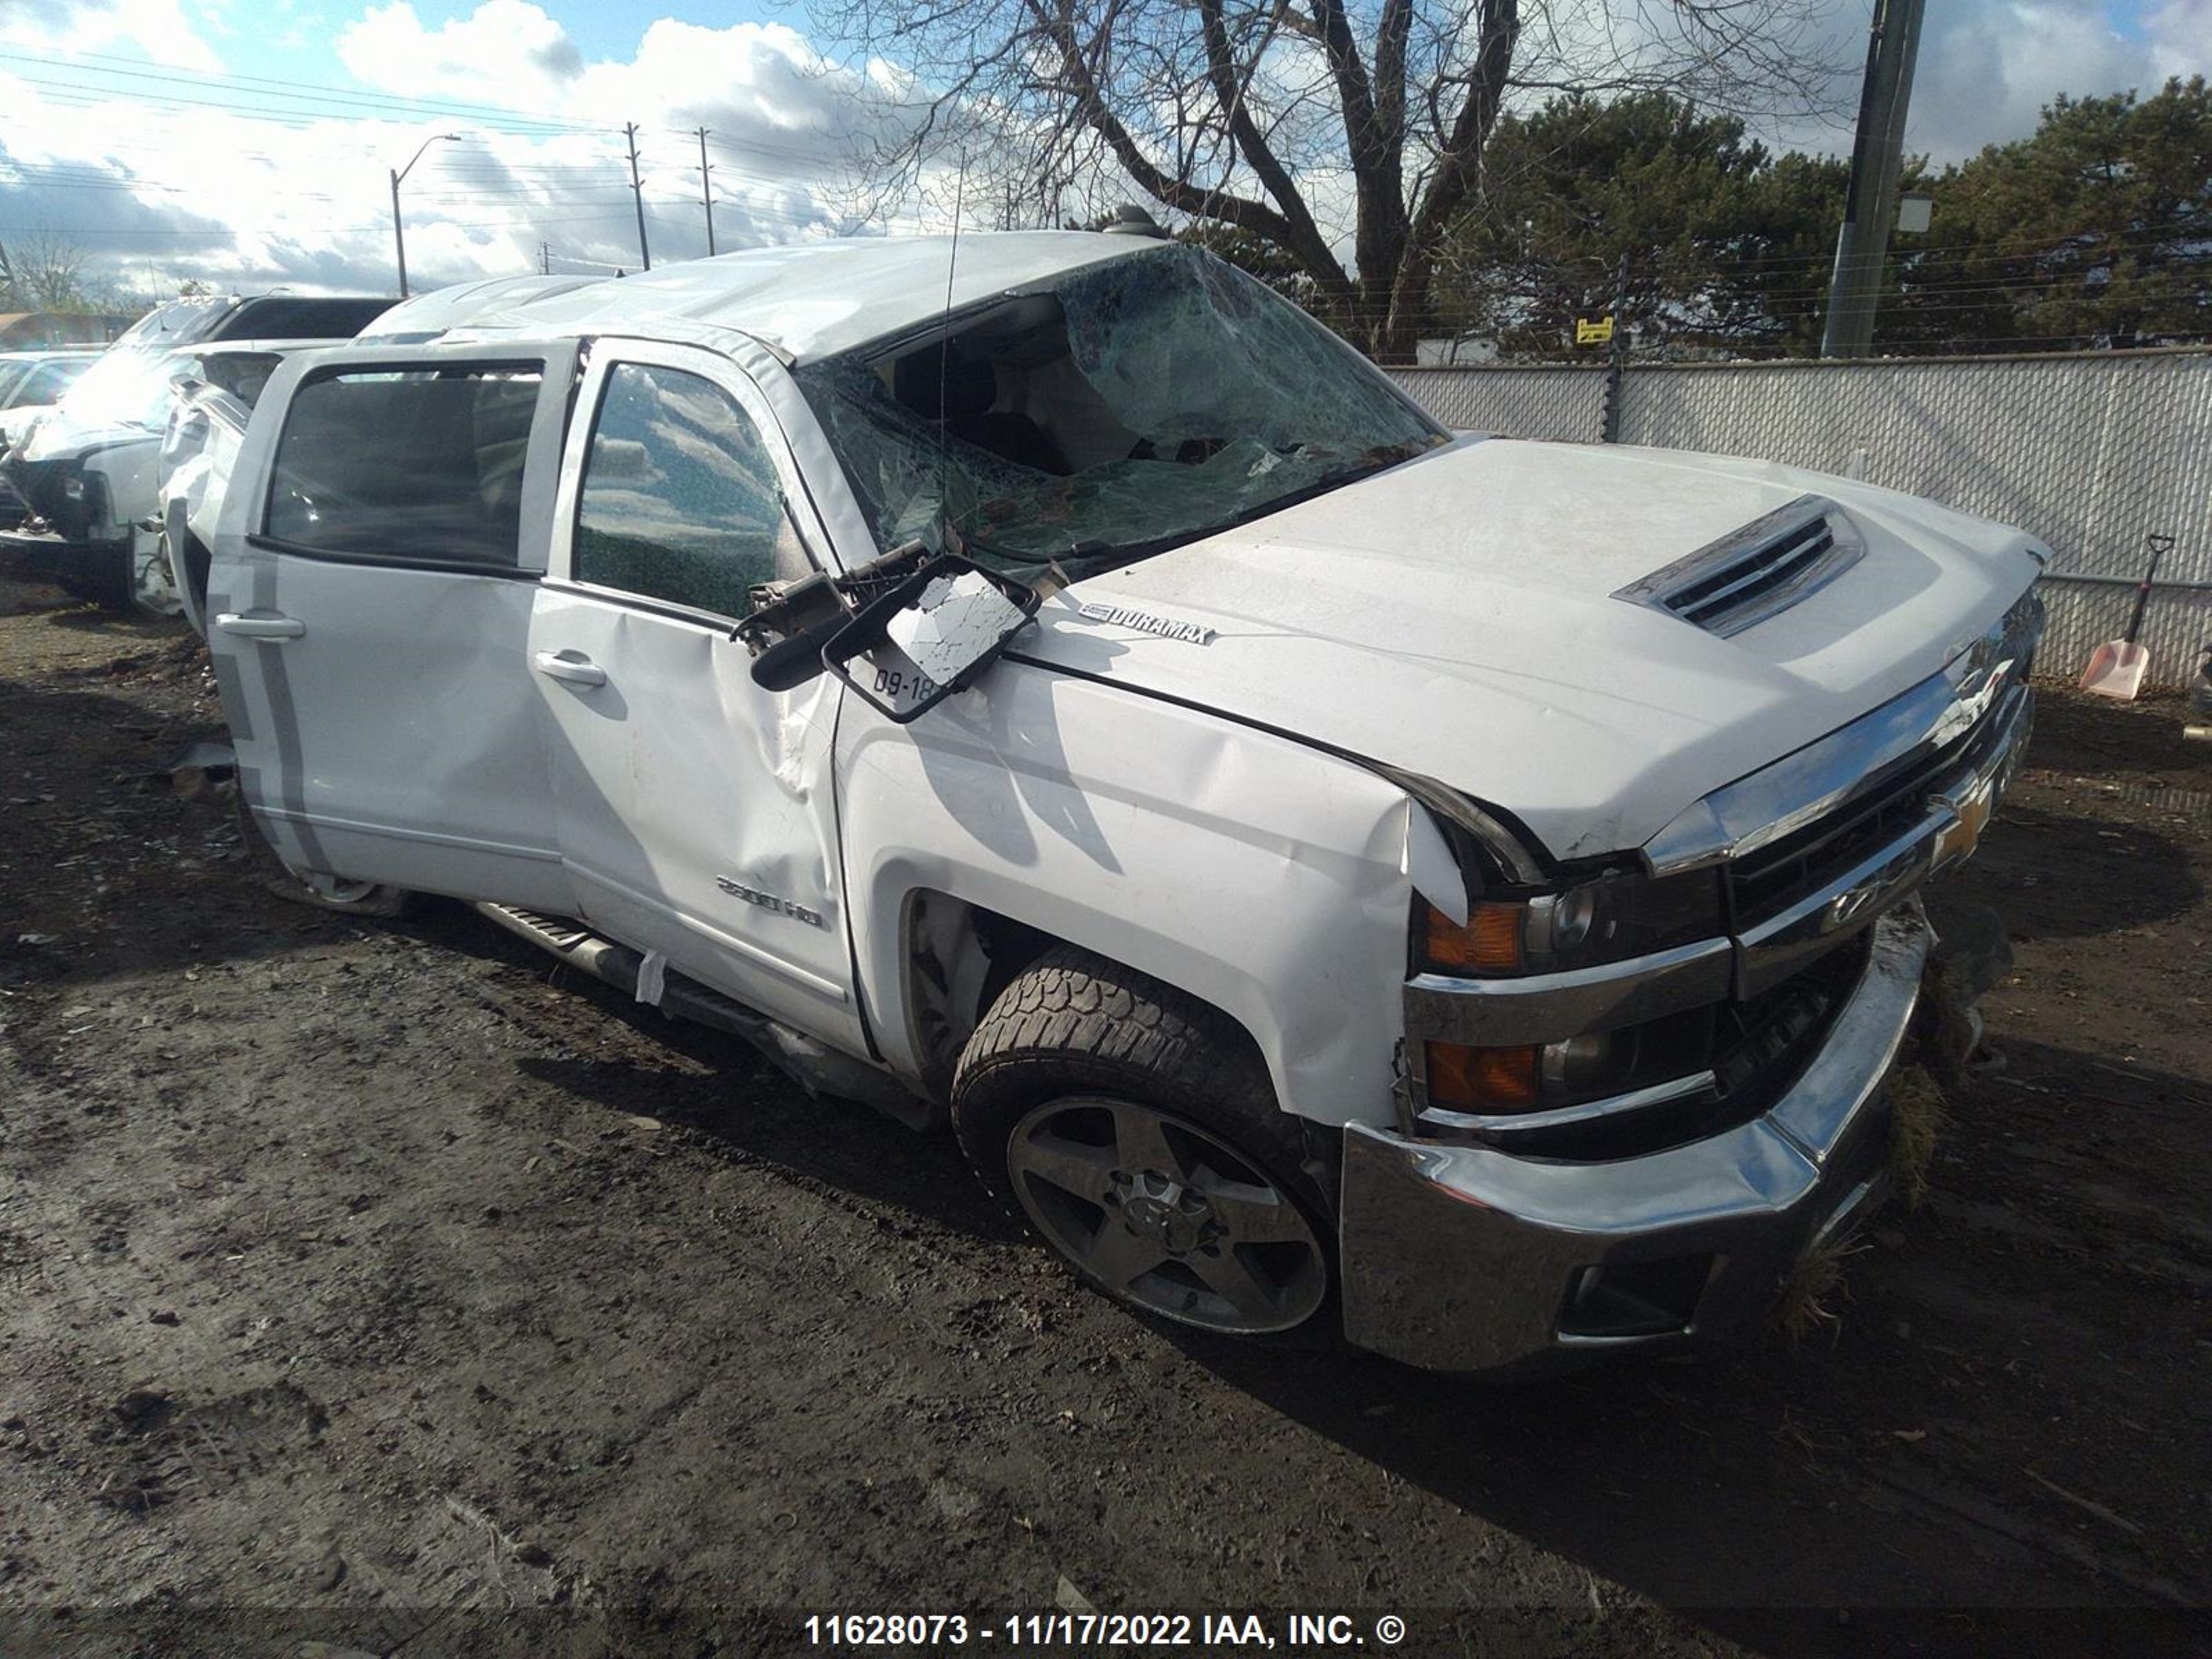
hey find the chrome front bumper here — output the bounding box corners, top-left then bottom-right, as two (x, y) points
(1340, 904), (1930, 1375)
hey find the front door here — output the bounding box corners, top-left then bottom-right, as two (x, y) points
(206, 341), (579, 914)
(527, 339), (863, 1050)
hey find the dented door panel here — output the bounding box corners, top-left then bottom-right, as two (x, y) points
(527, 339), (865, 1050)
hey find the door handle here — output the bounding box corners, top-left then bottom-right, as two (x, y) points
(533, 650), (608, 688)
(213, 612), (306, 641)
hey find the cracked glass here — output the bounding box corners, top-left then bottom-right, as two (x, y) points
(795, 244), (1443, 581)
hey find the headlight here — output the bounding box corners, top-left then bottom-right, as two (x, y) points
(1416, 867), (1719, 978)
(1426, 1029), (1648, 1114)
(1414, 866), (1722, 1117)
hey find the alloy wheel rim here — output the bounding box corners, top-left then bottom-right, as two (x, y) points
(1006, 1096), (1327, 1334)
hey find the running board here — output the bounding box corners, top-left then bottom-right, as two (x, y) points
(474, 903), (935, 1130)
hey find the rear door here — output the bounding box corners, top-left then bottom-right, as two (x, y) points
(206, 341), (579, 912)
(527, 338), (863, 1048)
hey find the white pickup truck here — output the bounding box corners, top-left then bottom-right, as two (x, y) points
(203, 232), (2042, 1374)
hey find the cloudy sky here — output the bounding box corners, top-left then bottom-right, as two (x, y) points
(0, 0), (2204, 301)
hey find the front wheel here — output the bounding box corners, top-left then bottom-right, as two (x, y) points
(952, 947), (1333, 1338)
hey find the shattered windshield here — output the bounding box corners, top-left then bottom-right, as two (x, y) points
(794, 244), (1444, 577)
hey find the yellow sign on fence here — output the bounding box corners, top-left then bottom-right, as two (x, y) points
(1576, 315), (1615, 346)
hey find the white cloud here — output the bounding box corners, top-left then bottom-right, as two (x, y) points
(0, 0), (222, 73)
(338, 0), (583, 109)
(0, 1), (921, 298)
(2143, 0), (2212, 83)
(1905, 1), (2178, 162)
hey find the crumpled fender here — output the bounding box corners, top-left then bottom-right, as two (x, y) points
(837, 656), (1427, 1129)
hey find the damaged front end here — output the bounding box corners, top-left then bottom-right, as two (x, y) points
(1339, 592), (2040, 1375)
(0, 449), (144, 606)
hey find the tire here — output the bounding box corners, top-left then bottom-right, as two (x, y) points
(953, 946), (1335, 1338)
(232, 786), (415, 917)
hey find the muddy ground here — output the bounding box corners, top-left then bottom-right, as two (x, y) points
(0, 580), (2206, 1659)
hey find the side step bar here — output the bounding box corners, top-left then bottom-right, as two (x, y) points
(474, 903), (937, 1130)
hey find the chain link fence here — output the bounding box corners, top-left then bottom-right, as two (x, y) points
(1391, 348), (2212, 690)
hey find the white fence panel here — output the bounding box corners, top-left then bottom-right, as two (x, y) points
(1389, 364), (1606, 444)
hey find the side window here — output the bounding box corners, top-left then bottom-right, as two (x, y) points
(265, 364), (542, 567)
(574, 362), (795, 618)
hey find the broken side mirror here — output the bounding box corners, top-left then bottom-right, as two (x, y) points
(743, 570), (850, 693)
(740, 550), (1038, 722)
(821, 554), (1039, 722)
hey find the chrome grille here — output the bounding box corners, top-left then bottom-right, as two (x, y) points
(1725, 715), (1983, 926)
(1615, 494), (1864, 637)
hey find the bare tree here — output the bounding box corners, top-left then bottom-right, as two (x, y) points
(0, 230), (95, 312)
(813, 0), (1842, 357)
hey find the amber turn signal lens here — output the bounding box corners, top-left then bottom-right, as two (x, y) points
(1426, 1041), (1540, 1112)
(1423, 901), (1524, 974)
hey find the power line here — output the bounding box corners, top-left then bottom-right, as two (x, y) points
(8, 50), (850, 169)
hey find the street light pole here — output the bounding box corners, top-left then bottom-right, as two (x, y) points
(389, 133), (462, 299)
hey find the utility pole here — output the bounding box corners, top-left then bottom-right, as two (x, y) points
(1821, 0), (1927, 358)
(696, 128), (716, 256)
(624, 122), (652, 272)
(1600, 254), (1629, 444)
(539, 241), (550, 276)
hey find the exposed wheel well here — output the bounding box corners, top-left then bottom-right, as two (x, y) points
(900, 892), (1272, 1103)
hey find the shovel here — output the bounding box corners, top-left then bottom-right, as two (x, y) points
(2079, 532), (2175, 701)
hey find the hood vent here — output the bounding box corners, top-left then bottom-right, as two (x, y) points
(1615, 494), (1864, 637)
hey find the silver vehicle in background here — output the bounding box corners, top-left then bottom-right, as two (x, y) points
(0, 293), (391, 612)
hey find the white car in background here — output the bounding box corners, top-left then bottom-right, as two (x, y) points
(202, 233), (2041, 1374)
(0, 349), (102, 534)
(0, 348), (100, 415)
(0, 293), (391, 612)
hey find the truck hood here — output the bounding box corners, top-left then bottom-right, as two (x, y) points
(0, 402), (58, 455)
(1024, 438), (2043, 861)
(17, 410), (161, 467)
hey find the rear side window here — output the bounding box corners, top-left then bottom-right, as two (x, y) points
(265, 365), (541, 567)
(574, 362), (796, 618)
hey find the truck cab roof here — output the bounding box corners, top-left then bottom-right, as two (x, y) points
(359, 231), (1143, 364)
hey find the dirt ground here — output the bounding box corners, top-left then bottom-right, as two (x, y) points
(1, 579), (2206, 1659)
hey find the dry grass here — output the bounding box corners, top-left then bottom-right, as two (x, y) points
(1776, 1232), (1864, 1341)
(1888, 1062), (1950, 1210)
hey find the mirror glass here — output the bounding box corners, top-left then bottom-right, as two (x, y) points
(883, 569), (1031, 687)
